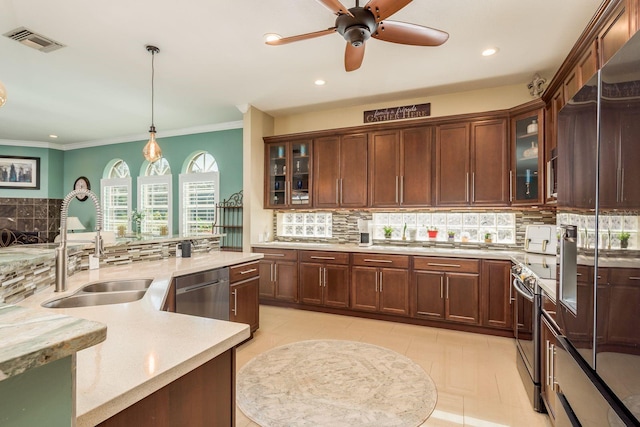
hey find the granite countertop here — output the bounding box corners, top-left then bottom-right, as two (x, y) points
(16, 250), (263, 426)
(0, 304), (106, 380)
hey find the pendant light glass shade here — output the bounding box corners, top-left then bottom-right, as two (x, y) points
(0, 80), (7, 107)
(143, 126), (162, 163)
(143, 45), (162, 162)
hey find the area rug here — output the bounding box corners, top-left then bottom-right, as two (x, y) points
(237, 340), (437, 427)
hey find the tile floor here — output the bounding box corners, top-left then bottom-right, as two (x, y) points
(236, 305), (552, 427)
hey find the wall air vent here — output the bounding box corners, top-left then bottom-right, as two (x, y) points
(3, 27), (65, 53)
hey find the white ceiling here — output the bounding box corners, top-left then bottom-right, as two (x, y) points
(0, 0), (603, 145)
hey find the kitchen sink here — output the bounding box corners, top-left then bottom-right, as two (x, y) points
(80, 279), (153, 293)
(42, 290), (148, 308)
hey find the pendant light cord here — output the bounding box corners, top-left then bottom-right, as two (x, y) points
(151, 49), (155, 128)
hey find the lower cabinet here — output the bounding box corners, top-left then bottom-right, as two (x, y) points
(413, 257), (480, 325)
(541, 313), (559, 424)
(256, 248), (298, 302)
(480, 260), (513, 330)
(229, 261), (260, 334)
(351, 254), (410, 316)
(299, 251), (350, 308)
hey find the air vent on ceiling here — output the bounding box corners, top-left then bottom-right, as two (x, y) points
(3, 27), (65, 53)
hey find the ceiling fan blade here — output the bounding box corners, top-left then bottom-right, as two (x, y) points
(372, 20), (449, 46)
(315, 0), (353, 16)
(364, 0), (413, 22)
(345, 42), (365, 72)
(266, 28), (337, 45)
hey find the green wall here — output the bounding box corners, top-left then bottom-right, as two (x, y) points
(0, 145), (64, 199)
(63, 129), (243, 232)
(1, 128), (243, 233)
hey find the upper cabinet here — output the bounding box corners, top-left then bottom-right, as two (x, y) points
(314, 133), (368, 209)
(369, 127), (433, 208)
(599, 1), (631, 66)
(511, 108), (544, 205)
(435, 119), (508, 206)
(265, 140), (312, 209)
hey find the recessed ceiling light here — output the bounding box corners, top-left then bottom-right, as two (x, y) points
(264, 33), (282, 43)
(314, 79), (326, 86)
(482, 48), (498, 57)
(49, 134), (58, 138)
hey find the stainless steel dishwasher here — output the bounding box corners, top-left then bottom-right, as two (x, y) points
(175, 267), (230, 320)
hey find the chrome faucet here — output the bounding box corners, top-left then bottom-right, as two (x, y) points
(55, 188), (103, 292)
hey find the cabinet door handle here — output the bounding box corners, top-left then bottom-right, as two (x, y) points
(324, 267), (327, 287)
(509, 171), (513, 202)
(440, 276), (444, 299)
(270, 264), (273, 282)
(379, 271), (383, 292)
(400, 176), (404, 204)
(466, 172), (469, 202)
(617, 168), (622, 202)
(427, 262), (461, 268)
(395, 176), (399, 204)
(274, 264), (278, 281)
(310, 256), (335, 260)
(364, 258), (393, 263)
(268, 253), (286, 257)
(446, 276), (450, 299)
(629, 277), (640, 281)
(375, 271), (378, 293)
(319, 267), (323, 287)
(340, 179), (343, 205)
(240, 268), (257, 275)
(550, 343), (556, 387)
(232, 289), (238, 315)
(620, 167), (625, 202)
(471, 172), (475, 202)
(509, 275), (514, 304)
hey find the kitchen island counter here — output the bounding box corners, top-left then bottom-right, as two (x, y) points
(17, 250), (263, 426)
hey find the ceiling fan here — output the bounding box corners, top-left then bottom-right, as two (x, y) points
(266, 0), (449, 72)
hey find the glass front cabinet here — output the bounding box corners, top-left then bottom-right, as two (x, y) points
(265, 140), (312, 209)
(510, 108), (544, 205)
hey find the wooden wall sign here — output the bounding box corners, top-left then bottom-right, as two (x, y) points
(364, 103), (431, 123)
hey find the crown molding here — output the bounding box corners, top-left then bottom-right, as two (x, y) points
(0, 139), (64, 150)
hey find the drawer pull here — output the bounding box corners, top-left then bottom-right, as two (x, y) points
(629, 277), (640, 281)
(239, 268), (257, 275)
(364, 259), (393, 263)
(310, 256), (336, 260)
(427, 262), (461, 268)
(267, 253), (286, 257)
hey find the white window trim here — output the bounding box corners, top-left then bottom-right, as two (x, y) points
(100, 177), (132, 233)
(137, 175), (173, 234)
(179, 171), (219, 236)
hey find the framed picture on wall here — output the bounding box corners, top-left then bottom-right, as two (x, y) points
(0, 156), (40, 190)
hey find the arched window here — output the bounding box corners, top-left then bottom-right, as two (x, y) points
(101, 159), (132, 233)
(179, 151), (219, 235)
(137, 158), (172, 235)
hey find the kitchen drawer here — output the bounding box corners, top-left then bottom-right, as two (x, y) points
(299, 250), (349, 264)
(413, 256), (480, 273)
(606, 267), (640, 285)
(254, 248), (298, 261)
(352, 253), (409, 269)
(229, 261), (260, 283)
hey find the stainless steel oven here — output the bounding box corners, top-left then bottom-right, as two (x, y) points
(512, 264), (542, 412)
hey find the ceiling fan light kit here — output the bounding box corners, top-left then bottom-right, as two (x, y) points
(143, 45), (162, 163)
(266, 0), (448, 71)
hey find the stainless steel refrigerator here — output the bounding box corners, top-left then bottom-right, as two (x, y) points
(556, 30), (640, 426)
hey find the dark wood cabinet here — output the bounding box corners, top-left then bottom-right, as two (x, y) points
(351, 254), (410, 316)
(541, 315), (559, 423)
(369, 127), (433, 207)
(603, 267), (640, 347)
(435, 123), (469, 205)
(229, 261), (260, 334)
(510, 107), (544, 205)
(471, 119), (509, 205)
(481, 260), (513, 330)
(413, 257), (480, 325)
(436, 119), (508, 207)
(299, 251), (349, 308)
(264, 140), (312, 209)
(314, 133), (368, 208)
(599, 2), (631, 66)
(256, 249), (298, 302)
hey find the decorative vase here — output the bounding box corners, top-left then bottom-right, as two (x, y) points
(427, 230), (438, 239)
(448, 235), (455, 242)
(621, 240), (629, 249)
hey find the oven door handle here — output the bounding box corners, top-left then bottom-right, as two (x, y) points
(512, 277), (534, 302)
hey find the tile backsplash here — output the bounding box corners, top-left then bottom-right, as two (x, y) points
(557, 212), (639, 250)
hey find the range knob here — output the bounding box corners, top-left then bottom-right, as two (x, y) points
(512, 265), (523, 275)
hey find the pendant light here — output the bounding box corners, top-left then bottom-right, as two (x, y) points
(0, 80), (7, 108)
(143, 45), (162, 163)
